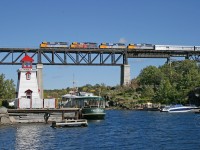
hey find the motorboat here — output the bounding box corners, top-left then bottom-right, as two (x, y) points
(161, 104), (198, 113)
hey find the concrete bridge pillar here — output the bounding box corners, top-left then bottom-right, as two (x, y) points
(37, 64), (43, 99)
(120, 64), (131, 86)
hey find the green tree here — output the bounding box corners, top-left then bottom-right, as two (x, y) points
(138, 66), (163, 89)
(153, 79), (178, 104)
(141, 85), (155, 99)
(3, 79), (15, 99)
(0, 74), (5, 99)
(153, 60), (200, 104)
(137, 66), (163, 100)
(0, 74), (15, 101)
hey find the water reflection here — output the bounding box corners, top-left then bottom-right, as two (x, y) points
(15, 124), (50, 150)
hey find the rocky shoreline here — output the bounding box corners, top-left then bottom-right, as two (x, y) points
(0, 107), (14, 124)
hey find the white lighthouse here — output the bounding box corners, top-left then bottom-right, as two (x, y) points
(15, 55), (43, 109)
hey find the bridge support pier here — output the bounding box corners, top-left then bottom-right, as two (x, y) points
(120, 64), (131, 86)
(37, 64), (43, 99)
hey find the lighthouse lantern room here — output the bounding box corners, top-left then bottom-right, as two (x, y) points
(15, 55), (43, 109)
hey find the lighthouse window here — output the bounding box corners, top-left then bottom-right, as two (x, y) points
(26, 72), (31, 80)
(27, 74), (31, 80)
(26, 62), (31, 67)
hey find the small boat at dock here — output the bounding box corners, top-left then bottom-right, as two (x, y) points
(62, 91), (106, 120)
(81, 106), (105, 120)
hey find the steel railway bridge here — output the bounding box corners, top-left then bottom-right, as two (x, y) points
(0, 48), (200, 65)
(0, 47), (200, 99)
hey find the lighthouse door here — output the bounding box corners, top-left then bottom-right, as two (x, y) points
(25, 89), (33, 99)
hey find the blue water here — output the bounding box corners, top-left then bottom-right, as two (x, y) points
(1, 110), (200, 150)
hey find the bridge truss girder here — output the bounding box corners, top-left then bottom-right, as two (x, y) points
(1, 48), (200, 66)
(0, 48), (127, 66)
(127, 50), (200, 62)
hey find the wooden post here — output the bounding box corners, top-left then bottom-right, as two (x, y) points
(75, 111), (78, 119)
(62, 111), (64, 121)
(75, 110), (81, 119)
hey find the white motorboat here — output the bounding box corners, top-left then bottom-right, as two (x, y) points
(161, 104), (198, 113)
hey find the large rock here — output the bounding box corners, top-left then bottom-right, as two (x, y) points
(0, 114), (11, 124)
(0, 107), (8, 114)
(9, 116), (16, 123)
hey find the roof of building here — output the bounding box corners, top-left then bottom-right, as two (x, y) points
(21, 55), (34, 62)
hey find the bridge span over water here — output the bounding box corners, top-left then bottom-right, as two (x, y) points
(0, 47), (200, 98)
(0, 48), (200, 65)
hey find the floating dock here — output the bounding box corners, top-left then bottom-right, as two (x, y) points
(51, 119), (88, 128)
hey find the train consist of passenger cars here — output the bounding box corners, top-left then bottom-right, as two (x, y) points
(39, 42), (200, 51)
(158, 45), (200, 51)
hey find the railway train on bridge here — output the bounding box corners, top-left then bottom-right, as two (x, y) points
(40, 42), (200, 51)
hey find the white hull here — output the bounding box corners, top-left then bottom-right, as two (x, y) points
(161, 105), (198, 113)
(168, 110), (193, 113)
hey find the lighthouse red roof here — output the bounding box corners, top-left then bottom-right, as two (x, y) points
(21, 55), (34, 62)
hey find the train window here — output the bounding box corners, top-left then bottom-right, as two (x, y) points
(118, 43), (125, 46)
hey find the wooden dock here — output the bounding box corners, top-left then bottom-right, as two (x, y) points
(7, 108), (82, 123)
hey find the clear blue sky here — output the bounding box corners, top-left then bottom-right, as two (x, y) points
(0, 0), (200, 89)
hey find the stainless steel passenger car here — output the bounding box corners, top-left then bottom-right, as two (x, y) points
(195, 46), (200, 51)
(155, 45), (194, 51)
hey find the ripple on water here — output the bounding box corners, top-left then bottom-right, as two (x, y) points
(0, 110), (200, 150)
